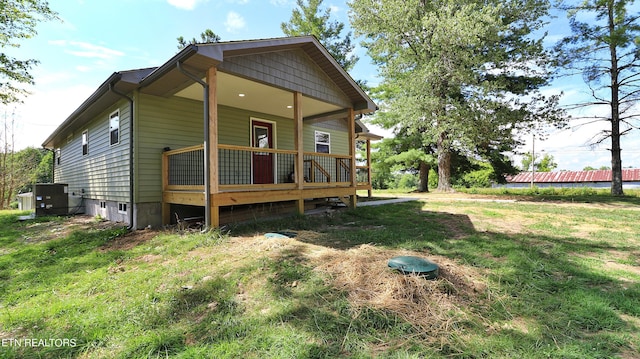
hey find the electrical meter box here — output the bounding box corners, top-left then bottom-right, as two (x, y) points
(35, 183), (69, 216)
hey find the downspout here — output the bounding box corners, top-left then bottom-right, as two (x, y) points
(109, 83), (135, 230)
(177, 61), (211, 230)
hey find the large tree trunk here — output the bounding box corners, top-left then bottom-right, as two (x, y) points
(436, 132), (452, 192)
(417, 161), (430, 192)
(610, 119), (623, 196)
(608, 6), (624, 196)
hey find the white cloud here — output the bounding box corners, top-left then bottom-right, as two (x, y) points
(224, 11), (246, 32)
(167, 0), (203, 10)
(270, 0), (293, 6)
(49, 40), (125, 60)
(75, 65), (92, 72)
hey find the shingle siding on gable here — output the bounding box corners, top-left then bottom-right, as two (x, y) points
(54, 99), (131, 202)
(218, 49), (351, 108)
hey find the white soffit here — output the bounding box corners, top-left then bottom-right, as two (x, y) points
(174, 72), (343, 119)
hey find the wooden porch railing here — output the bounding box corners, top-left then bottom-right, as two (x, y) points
(162, 144), (355, 192)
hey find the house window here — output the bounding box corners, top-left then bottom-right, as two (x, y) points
(56, 148), (61, 165)
(82, 130), (88, 155)
(315, 131), (330, 153)
(109, 111), (120, 145)
(118, 203), (127, 214)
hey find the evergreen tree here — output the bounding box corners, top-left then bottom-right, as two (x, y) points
(555, 0), (640, 196)
(177, 29), (221, 49)
(282, 0), (358, 72)
(350, 0), (565, 191)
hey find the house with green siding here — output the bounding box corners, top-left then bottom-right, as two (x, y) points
(42, 36), (379, 229)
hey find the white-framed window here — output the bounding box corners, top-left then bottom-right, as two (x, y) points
(118, 203), (127, 214)
(56, 148), (61, 165)
(82, 130), (88, 156)
(109, 110), (120, 146)
(315, 131), (330, 153)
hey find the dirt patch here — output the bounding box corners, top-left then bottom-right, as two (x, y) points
(603, 260), (640, 281)
(99, 228), (158, 252)
(21, 215), (119, 243)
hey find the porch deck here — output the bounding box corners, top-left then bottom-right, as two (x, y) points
(162, 144), (373, 225)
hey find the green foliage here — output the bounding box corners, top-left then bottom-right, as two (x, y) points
(521, 152), (558, 172)
(350, 0), (566, 190)
(281, 0), (358, 71)
(0, 147), (51, 208)
(177, 29), (221, 49)
(456, 162), (495, 188)
(396, 172), (418, 189)
(584, 165), (612, 171)
(0, 0), (58, 104)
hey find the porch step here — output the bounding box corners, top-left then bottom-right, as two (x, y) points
(327, 196), (352, 207)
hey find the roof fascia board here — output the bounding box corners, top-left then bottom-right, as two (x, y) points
(214, 36), (314, 55)
(138, 45), (203, 88)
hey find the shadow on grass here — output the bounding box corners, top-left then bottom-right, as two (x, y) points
(231, 201), (640, 357)
(2, 203), (638, 358)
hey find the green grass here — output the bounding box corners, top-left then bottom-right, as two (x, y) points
(0, 193), (639, 358)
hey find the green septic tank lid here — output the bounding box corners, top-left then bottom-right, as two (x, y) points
(388, 256), (439, 279)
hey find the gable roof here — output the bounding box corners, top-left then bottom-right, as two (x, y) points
(42, 36), (377, 148)
(507, 169), (640, 183)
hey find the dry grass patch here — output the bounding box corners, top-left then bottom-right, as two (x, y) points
(184, 229), (491, 345)
(310, 243), (488, 342)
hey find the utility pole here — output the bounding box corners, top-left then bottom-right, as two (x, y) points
(531, 134), (535, 189)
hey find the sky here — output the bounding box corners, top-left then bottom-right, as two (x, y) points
(3, 0), (639, 171)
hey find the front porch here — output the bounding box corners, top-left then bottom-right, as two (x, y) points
(162, 139), (375, 227)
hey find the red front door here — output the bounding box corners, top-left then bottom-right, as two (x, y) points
(252, 121), (274, 184)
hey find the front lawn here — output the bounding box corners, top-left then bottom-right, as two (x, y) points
(0, 193), (638, 358)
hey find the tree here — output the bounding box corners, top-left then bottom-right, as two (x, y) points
(281, 0), (358, 72)
(1, 0), (58, 104)
(583, 165), (611, 171)
(177, 29), (221, 49)
(521, 153), (558, 172)
(350, 0), (565, 191)
(555, 0), (640, 196)
(371, 135), (436, 192)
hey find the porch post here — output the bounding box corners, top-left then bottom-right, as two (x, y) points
(294, 91), (305, 214)
(207, 67), (220, 227)
(162, 152), (171, 225)
(348, 108), (357, 208)
(366, 138), (373, 198)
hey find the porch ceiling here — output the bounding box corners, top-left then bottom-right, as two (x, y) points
(174, 72), (344, 119)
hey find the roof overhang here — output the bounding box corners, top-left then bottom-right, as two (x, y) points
(43, 36), (377, 148)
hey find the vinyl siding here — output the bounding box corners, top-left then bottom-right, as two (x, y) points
(136, 93), (203, 203)
(304, 118), (349, 155)
(136, 94), (311, 202)
(54, 100), (131, 202)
